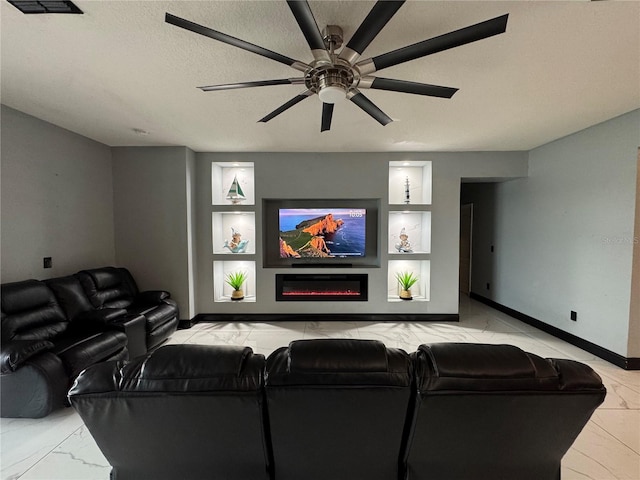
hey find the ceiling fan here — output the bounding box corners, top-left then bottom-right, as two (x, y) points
(165, 1), (508, 132)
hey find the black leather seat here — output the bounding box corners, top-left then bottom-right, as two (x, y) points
(1, 280), (128, 418)
(265, 339), (413, 480)
(69, 344), (271, 480)
(76, 267), (179, 350)
(405, 343), (607, 480)
(47, 275), (147, 359)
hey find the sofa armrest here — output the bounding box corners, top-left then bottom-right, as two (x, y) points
(75, 308), (129, 325)
(137, 290), (170, 303)
(1, 340), (54, 374)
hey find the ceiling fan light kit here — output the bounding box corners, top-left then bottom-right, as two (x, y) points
(165, 1), (508, 132)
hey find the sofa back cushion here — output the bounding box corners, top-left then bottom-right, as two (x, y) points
(265, 339), (412, 480)
(1, 280), (68, 342)
(77, 267), (135, 309)
(69, 345), (270, 480)
(46, 276), (94, 321)
(405, 343), (607, 480)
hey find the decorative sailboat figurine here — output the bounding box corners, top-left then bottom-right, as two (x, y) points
(404, 176), (411, 204)
(226, 175), (246, 204)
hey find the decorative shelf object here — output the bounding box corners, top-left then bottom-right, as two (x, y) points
(213, 260), (256, 303)
(388, 211), (431, 254)
(388, 161), (432, 205)
(212, 162), (255, 205)
(212, 212), (256, 255)
(387, 260), (430, 302)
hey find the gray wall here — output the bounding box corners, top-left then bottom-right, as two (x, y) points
(465, 110), (640, 357)
(112, 146), (195, 319)
(196, 152), (527, 315)
(1, 105), (115, 282)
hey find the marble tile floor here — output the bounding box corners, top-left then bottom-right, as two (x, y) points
(1, 297), (639, 480)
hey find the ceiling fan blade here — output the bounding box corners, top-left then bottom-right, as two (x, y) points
(356, 14), (509, 75)
(347, 90), (392, 126)
(286, 0), (331, 63)
(258, 90), (313, 123)
(361, 77), (458, 99)
(198, 78), (304, 92)
(166, 13), (308, 72)
(321, 103), (334, 132)
(339, 0), (405, 65)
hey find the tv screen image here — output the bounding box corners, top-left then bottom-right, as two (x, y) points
(278, 208), (366, 258)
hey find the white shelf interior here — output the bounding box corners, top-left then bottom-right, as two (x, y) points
(212, 212), (256, 255)
(213, 260), (256, 302)
(388, 161), (432, 205)
(387, 259), (431, 302)
(388, 211), (431, 254)
(211, 162), (255, 205)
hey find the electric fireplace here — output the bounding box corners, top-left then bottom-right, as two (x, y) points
(276, 274), (368, 301)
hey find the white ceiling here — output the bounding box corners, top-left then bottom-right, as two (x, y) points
(1, 0), (638, 152)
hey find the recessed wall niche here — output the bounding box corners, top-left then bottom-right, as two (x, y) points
(211, 162), (255, 205)
(388, 161), (432, 205)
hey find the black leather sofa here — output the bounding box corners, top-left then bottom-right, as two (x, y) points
(68, 340), (606, 480)
(1, 267), (179, 418)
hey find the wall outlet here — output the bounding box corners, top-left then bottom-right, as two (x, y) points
(570, 310), (577, 321)
(43, 257), (52, 268)
(490, 245), (494, 253)
(486, 282), (491, 290)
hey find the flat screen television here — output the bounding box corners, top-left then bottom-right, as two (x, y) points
(263, 199), (380, 268)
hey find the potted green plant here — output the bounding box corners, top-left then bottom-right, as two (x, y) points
(225, 271), (248, 301)
(395, 271), (419, 300)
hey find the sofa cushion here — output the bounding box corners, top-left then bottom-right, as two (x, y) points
(118, 345), (262, 393)
(128, 300), (177, 331)
(77, 268), (134, 309)
(1, 280), (68, 342)
(52, 330), (128, 379)
(416, 343), (559, 392)
(46, 276), (94, 321)
(267, 339), (410, 387)
(289, 338), (388, 373)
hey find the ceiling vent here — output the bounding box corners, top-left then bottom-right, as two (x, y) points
(7, 1), (83, 14)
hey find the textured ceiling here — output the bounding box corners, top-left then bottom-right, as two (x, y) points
(1, 0), (639, 152)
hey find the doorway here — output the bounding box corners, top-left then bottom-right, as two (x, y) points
(459, 203), (473, 294)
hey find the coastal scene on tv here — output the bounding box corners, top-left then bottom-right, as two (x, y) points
(279, 208), (366, 258)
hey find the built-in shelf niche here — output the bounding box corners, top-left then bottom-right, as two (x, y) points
(387, 259), (430, 302)
(388, 161), (432, 205)
(213, 260), (256, 303)
(388, 211), (431, 254)
(212, 212), (256, 255)
(212, 162), (255, 206)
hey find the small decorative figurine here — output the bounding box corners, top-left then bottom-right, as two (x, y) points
(395, 227), (413, 253)
(404, 176), (411, 204)
(223, 228), (249, 253)
(226, 175), (246, 204)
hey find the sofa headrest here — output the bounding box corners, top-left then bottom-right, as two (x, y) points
(416, 343), (559, 392)
(1, 280), (53, 314)
(83, 267), (122, 290)
(118, 345), (264, 393)
(289, 339), (388, 373)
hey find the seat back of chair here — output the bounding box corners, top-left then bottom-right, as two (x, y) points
(76, 267), (134, 309)
(69, 344), (271, 480)
(265, 339), (413, 480)
(405, 343), (607, 480)
(1, 280), (68, 342)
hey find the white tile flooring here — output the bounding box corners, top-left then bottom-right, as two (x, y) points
(1, 296), (639, 480)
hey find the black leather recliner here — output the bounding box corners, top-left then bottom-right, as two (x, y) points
(1, 280), (128, 418)
(265, 339), (413, 480)
(46, 275), (148, 359)
(75, 267), (179, 350)
(405, 343), (607, 480)
(69, 344), (270, 480)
